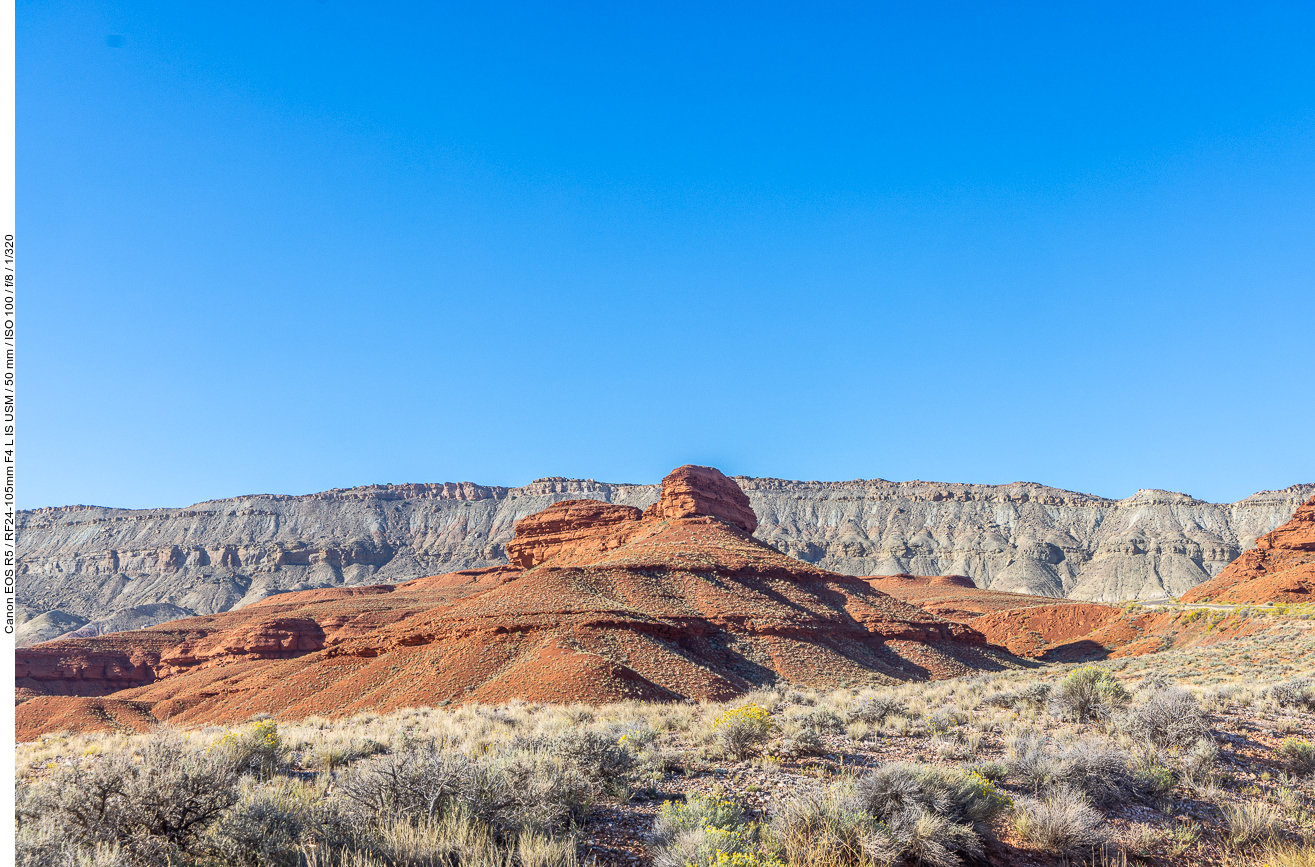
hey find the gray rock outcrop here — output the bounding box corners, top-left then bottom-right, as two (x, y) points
(18, 476), (1314, 643)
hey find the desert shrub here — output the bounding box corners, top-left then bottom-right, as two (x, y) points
(530, 729), (637, 797)
(17, 731), (241, 866)
(713, 705), (776, 760)
(1012, 787), (1102, 853)
(853, 762), (1011, 862)
(16, 833), (132, 867)
(335, 740), (593, 836)
(1270, 678), (1315, 712)
(1124, 686), (1211, 750)
(307, 737), (387, 771)
(650, 795), (773, 867)
(475, 746), (595, 832)
(1280, 738), (1315, 775)
(1005, 732), (1061, 792)
(1006, 735), (1141, 805)
(1132, 762), (1176, 800)
(847, 696), (908, 724)
(1224, 800), (1281, 847)
(609, 722), (658, 751)
(1182, 738), (1220, 784)
(209, 780), (347, 867)
(768, 790), (876, 867)
(1052, 740), (1138, 806)
(925, 710), (968, 733)
(335, 746), (480, 824)
(792, 708), (845, 734)
(985, 683), (1051, 709)
(775, 727), (827, 758)
(211, 719), (286, 778)
(356, 810), (579, 867)
(883, 808), (981, 867)
(784, 689), (816, 707)
(1050, 667), (1129, 722)
(769, 774), (1005, 867)
(968, 760), (1008, 783)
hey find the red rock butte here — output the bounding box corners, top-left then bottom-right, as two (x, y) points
(17, 465), (1025, 739)
(1182, 495), (1315, 604)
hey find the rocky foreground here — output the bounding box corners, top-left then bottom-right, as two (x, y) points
(17, 472), (1314, 643)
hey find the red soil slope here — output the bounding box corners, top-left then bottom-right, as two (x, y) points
(1182, 496), (1315, 604)
(864, 574), (1156, 661)
(17, 466), (1021, 737)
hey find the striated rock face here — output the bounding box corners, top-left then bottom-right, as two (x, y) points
(18, 475), (1314, 641)
(645, 465), (758, 533)
(1182, 496), (1315, 604)
(506, 501), (643, 568)
(16, 467), (1024, 736)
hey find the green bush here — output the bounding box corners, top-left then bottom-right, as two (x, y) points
(1280, 738), (1315, 775)
(1133, 762), (1176, 800)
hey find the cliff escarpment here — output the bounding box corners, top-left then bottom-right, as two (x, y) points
(18, 476), (1314, 640)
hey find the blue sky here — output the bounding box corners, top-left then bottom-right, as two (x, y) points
(20, 1), (1315, 509)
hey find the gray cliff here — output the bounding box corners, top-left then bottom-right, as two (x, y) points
(17, 476), (1314, 644)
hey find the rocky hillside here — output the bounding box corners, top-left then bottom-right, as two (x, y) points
(17, 466), (1018, 735)
(1181, 495), (1315, 604)
(18, 475), (1314, 640)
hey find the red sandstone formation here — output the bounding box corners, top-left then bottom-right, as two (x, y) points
(643, 465), (758, 533)
(505, 500), (643, 568)
(16, 466), (1022, 737)
(1182, 496), (1315, 604)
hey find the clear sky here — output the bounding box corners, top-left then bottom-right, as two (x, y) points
(20, 1), (1315, 509)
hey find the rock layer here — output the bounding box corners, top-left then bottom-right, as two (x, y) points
(505, 500), (643, 568)
(644, 465), (758, 533)
(16, 468), (1021, 736)
(1181, 496), (1315, 604)
(18, 475), (1314, 640)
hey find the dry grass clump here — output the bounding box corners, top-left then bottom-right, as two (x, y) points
(1222, 799), (1282, 848)
(772, 761), (1014, 867)
(1280, 738), (1315, 776)
(1049, 666), (1130, 723)
(1012, 786), (1103, 853)
(1261, 839), (1315, 867)
(1270, 678), (1315, 712)
(1123, 683), (1212, 750)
